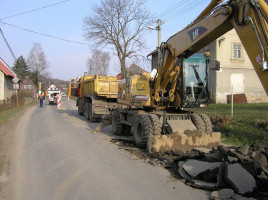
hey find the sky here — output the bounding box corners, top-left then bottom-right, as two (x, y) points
(0, 0), (215, 81)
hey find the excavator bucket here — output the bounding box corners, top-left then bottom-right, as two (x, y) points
(147, 131), (221, 155)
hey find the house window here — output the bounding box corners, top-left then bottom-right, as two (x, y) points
(28, 85), (32, 89)
(24, 85), (28, 89)
(233, 43), (242, 59)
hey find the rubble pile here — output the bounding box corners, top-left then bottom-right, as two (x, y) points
(177, 144), (268, 199)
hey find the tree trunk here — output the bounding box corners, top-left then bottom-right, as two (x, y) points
(120, 58), (126, 79)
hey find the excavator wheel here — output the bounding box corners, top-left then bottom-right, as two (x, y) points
(133, 114), (152, 148)
(112, 110), (125, 135)
(89, 103), (98, 123)
(199, 113), (213, 132)
(149, 114), (162, 135)
(191, 113), (206, 134)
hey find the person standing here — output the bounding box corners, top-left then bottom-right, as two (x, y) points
(38, 92), (45, 107)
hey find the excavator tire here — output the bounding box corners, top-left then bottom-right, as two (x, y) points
(89, 103), (98, 123)
(149, 114), (162, 135)
(112, 110), (124, 135)
(133, 114), (152, 148)
(191, 113), (206, 134)
(199, 113), (213, 132)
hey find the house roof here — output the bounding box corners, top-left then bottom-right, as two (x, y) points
(46, 83), (64, 92)
(21, 78), (38, 89)
(147, 49), (158, 58)
(54, 83), (64, 91)
(0, 57), (16, 78)
(128, 64), (148, 74)
(116, 64), (148, 80)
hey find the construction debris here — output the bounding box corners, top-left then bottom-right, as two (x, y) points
(225, 163), (256, 194)
(211, 188), (235, 199)
(111, 136), (267, 199)
(177, 144), (268, 199)
(182, 160), (221, 179)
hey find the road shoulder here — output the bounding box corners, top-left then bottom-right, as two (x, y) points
(0, 105), (36, 200)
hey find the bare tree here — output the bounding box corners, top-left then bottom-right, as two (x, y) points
(27, 43), (49, 89)
(83, 0), (151, 78)
(87, 50), (110, 75)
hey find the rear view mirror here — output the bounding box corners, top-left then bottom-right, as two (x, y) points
(209, 60), (220, 71)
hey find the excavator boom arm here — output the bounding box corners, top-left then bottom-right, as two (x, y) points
(155, 0), (268, 104)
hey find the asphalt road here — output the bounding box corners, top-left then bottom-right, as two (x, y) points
(7, 99), (209, 200)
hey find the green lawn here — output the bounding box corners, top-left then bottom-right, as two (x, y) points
(0, 106), (26, 127)
(196, 103), (268, 146)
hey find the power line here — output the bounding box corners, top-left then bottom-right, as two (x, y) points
(154, 0), (188, 20)
(0, 28), (16, 61)
(163, 0), (208, 22)
(1, 0), (71, 20)
(143, 0), (208, 44)
(0, 21), (92, 47)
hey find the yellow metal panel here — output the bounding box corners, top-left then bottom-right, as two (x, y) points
(81, 75), (118, 98)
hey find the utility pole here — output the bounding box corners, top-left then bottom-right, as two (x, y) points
(152, 19), (164, 65)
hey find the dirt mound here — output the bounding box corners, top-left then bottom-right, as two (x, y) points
(255, 119), (268, 131)
(211, 115), (233, 129)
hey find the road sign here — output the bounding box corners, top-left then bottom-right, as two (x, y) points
(13, 83), (19, 90)
(12, 76), (19, 83)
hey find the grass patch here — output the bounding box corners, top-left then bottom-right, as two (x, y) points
(0, 103), (37, 127)
(194, 103), (268, 146)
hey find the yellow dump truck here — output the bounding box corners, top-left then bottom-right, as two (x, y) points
(76, 75), (119, 122)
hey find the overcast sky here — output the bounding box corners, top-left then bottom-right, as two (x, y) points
(0, 0), (213, 80)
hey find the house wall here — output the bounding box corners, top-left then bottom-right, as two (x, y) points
(4, 75), (15, 100)
(207, 29), (268, 103)
(0, 71), (4, 100)
(20, 79), (38, 98)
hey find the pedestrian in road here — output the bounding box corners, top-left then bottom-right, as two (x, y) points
(38, 92), (45, 107)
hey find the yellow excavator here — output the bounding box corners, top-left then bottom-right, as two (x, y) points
(105, 0), (268, 150)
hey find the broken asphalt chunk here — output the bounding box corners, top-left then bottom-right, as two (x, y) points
(225, 163), (256, 195)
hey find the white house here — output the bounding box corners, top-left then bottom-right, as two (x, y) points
(46, 83), (62, 104)
(0, 58), (17, 104)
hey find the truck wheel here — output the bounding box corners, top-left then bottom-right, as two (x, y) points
(149, 114), (161, 135)
(78, 99), (84, 115)
(133, 114), (152, 148)
(123, 125), (131, 136)
(199, 113), (213, 132)
(89, 103), (97, 123)
(112, 110), (124, 135)
(85, 102), (90, 120)
(191, 113), (206, 134)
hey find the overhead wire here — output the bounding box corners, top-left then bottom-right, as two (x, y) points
(0, 21), (92, 47)
(0, 28), (16, 60)
(154, 0), (189, 20)
(1, 0), (71, 20)
(144, 0), (209, 41)
(163, 0), (208, 22)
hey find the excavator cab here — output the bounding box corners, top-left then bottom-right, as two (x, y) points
(181, 53), (217, 108)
